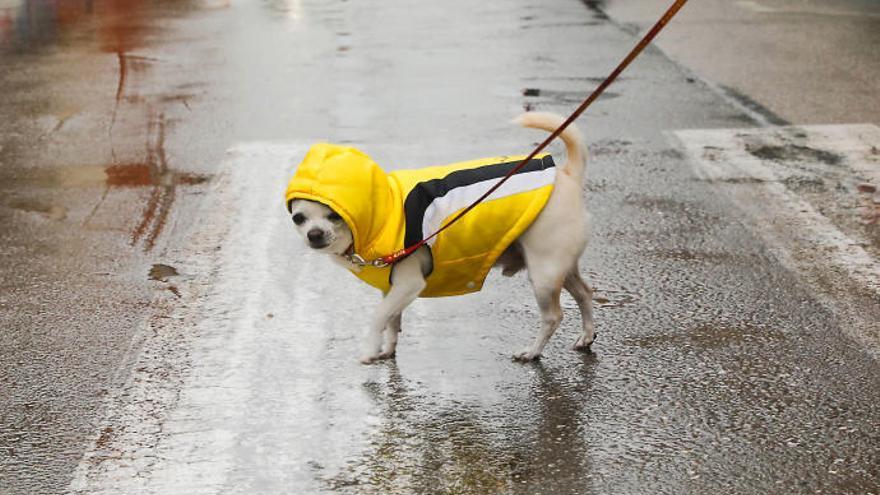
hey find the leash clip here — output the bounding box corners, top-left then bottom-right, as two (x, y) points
(346, 253), (368, 266)
(345, 253), (390, 268)
(370, 258), (390, 268)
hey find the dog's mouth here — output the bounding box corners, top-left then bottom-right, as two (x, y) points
(308, 239), (331, 250)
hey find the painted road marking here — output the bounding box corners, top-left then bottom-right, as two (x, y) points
(675, 124), (880, 356)
(736, 0), (880, 18)
(67, 142), (380, 493)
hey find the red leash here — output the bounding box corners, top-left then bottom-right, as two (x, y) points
(371, 0), (689, 267)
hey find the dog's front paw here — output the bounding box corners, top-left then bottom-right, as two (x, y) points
(512, 349), (541, 362)
(377, 350), (396, 360)
(359, 353), (380, 365)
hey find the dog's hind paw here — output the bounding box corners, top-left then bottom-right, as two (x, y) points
(572, 335), (596, 353)
(572, 341), (593, 353)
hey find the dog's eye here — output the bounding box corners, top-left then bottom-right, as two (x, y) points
(292, 213), (306, 225)
(327, 212), (342, 222)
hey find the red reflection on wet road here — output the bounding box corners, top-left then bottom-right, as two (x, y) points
(0, 0), (153, 105)
(105, 163), (153, 187)
(95, 0), (147, 54)
(0, 11), (12, 46)
(126, 111), (208, 251)
(0, 0), (210, 251)
(95, 0), (152, 104)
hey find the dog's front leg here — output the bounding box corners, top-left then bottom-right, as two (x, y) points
(379, 313), (402, 360)
(359, 256), (426, 364)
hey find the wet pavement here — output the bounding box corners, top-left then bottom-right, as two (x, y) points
(602, 0), (880, 126)
(1, 0), (879, 494)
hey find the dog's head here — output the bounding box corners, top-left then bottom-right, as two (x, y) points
(288, 199), (353, 255)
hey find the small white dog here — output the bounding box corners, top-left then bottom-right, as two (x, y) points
(287, 112), (593, 364)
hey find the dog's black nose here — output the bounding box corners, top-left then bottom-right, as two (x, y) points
(307, 229), (324, 243)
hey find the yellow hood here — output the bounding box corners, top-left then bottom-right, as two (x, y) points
(284, 143), (402, 258)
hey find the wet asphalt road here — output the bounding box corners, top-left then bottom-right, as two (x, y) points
(603, 0), (880, 126)
(1, 0), (880, 494)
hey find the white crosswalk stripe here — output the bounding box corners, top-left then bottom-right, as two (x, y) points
(675, 124), (880, 356)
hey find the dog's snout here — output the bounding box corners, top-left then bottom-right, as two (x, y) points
(307, 228), (324, 243)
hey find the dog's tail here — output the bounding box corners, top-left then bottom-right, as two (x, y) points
(514, 112), (586, 182)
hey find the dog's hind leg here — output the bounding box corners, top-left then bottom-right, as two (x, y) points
(563, 268), (595, 351)
(514, 268), (565, 362)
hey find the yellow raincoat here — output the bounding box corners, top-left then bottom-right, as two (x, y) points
(285, 143), (556, 297)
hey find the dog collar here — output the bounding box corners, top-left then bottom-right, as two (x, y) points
(340, 245), (389, 268)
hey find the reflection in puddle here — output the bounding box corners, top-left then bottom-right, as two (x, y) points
(107, 163), (208, 187)
(325, 372), (512, 493)
(106, 163), (158, 187)
(1, 0), (211, 252)
(0, 0), (151, 53)
(323, 363), (595, 494)
(3, 154), (210, 251)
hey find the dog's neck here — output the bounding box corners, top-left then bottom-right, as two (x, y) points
(331, 243), (363, 272)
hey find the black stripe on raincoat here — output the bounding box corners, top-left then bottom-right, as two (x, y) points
(402, 155), (556, 249)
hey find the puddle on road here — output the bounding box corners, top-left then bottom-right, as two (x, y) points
(3, 164), (209, 190)
(323, 378), (514, 493)
(149, 263), (181, 297)
(148, 263), (178, 282)
(4, 161), (210, 243)
(1, 0), (214, 256)
(322, 363), (595, 494)
(3, 160), (210, 252)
